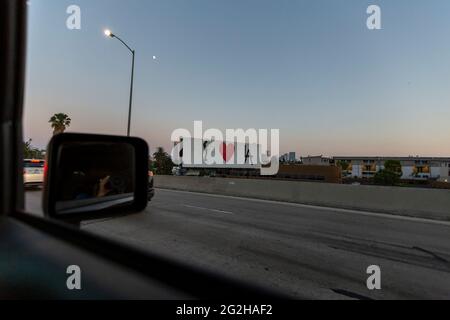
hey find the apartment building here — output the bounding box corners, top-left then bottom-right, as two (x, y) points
(334, 156), (450, 181)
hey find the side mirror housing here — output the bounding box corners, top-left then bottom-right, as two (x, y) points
(43, 133), (149, 223)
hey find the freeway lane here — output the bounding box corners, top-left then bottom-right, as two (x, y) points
(26, 189), (450, 299)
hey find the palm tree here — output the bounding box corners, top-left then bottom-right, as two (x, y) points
(49, 113), (71, 135)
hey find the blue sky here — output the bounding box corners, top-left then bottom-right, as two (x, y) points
(24, 0), (450, 156)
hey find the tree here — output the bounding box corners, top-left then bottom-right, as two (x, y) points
(384, 160), (402, 173)
(337, 160), (350, 171)
(151, 147), (174, 175)
(23, 139), (45, 159)
(374, 160), (402, 186)
(49, 113), (71, 135)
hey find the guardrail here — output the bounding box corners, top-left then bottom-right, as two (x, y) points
(154, 176), (450, 221)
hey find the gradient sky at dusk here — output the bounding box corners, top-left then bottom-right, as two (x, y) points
(24, 0), (450, 156)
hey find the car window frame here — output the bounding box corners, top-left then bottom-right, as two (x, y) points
(0, 0), (27, 216)
(0, 0), (287, 299)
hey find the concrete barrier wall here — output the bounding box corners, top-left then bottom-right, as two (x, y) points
(154, 176), (450, 221)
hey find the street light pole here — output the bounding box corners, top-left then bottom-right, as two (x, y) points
(104, 29), (135, 137)
(127, 49), (135, 137)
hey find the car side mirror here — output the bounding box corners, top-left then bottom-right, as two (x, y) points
(43, 133), (149, 224)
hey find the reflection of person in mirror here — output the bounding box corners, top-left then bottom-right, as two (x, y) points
(96, 175), (112, 198)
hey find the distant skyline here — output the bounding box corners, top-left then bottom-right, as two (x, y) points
(24, 0), (450, 156)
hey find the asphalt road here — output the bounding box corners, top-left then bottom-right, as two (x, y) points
(26, 188), (450, 299)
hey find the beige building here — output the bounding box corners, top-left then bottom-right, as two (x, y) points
(334, 156), (450, 181)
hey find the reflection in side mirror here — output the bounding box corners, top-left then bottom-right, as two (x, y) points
(43, 133), (149, 223)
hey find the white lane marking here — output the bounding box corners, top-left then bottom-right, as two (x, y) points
(182, 204), (234, 215)
(157, 188), (450, 227)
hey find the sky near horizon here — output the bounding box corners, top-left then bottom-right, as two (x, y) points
(24, 0), (450, 156)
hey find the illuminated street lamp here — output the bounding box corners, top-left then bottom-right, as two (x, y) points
(104, 29), (135, 137)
